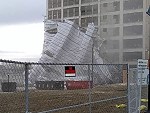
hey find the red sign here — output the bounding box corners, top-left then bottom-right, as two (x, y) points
(65, 66), (76, 77)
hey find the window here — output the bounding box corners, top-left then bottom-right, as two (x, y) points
(123, 38), (143, 49)
(48, 11), (52, 19)
(113, 15), (119, 24)
(69, 18), (79, 25)
(123, 12), (143, 23)
(69, 8), (74, 17)
(93, 17), (98, 26)
(53, 10), (57, 19)
(103, 3), (108, 7)
(123, 25), (143, 36)
(48, 0), (53, 8)
(108, 40), (119, 49)
(123, 0), (143, 10)
(58, 10), (61, 19)
(75, 7), (79, 16)
(86, 6), (92, 15)
(63, 9), (67, 17)
(58, 0), (61, 7)
(81, 0), (91, 4)
(123, 52), (142, 61)
(93, 5), (98, 14)
(113, 1), (120, 11)
(53, 0), (57, 8)
(75, 0), (79, 4)
(103, 28), (107, 32)
(108, 52), (119, 62)
(69, 0), (74, 5)
(75, 18), (79, 25)
(81, 6), (86, 15)
(103, 15), (107, 20)
(81, 18), (86, 27)
(113, 27), (119, 36)
(63, 0), (68, 6)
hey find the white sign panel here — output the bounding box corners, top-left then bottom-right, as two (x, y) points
(137, 59), (149, 85)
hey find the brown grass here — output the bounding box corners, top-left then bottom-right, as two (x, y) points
(0, 84), (137, 113)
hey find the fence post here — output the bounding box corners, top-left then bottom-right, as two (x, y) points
(25, 63), (29, 113)
(88, 65), (92, 113)
(127, 64), (130, 113)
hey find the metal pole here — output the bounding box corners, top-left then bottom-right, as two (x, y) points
(147, 59), (150, 113)
(8, 74), (9, 92)
(88, 65), (92, 113)
(92, 37), (94, 84)
(25, 63), (29, 113)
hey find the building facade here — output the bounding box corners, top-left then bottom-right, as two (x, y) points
(46, 0), (150, 67)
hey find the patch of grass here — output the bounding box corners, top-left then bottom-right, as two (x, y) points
(0, 84), (129, 113)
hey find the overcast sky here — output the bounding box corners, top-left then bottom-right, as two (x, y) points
(0, 0), (46, 61)
(0, 0), (46, 25)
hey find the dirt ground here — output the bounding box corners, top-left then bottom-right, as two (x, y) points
(0, 83), (147, 113)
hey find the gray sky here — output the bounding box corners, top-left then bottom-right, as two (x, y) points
(0, 0), (46, 61)
(0, 0), (46, 25)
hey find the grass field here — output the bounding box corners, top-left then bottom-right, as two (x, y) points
(0, 83), (146, 113)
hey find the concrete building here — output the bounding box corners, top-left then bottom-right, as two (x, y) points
(46, 0), (150, 67)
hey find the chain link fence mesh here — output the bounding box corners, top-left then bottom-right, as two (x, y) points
(128, 68), (148, 113)
(0, 60), (128, 113)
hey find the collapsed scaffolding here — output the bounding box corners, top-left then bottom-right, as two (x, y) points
(29, 20), (123, 85)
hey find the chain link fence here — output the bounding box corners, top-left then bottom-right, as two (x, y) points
(128, 68), (148, 113)
(0, 59), (128, 113)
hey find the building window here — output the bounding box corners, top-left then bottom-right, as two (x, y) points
(58, 0), (61, 7)
(75, 0), (79, 4)
(113, 1), (120, 11)
(108, 52), (119, 62)
(63, 0), (68, 6)
(123, 25), (143, 36)
(53, 0), (57, 8)
(81, 0), (91, 4)
(69, 8), (74, 17)
(123, 12), (143, 23)
(48, 0), (53, 8)
(81, 6), (86, 15)
(53, 10), (57, 19)
(113, 15), (119, 24)
(93, 17), (98, 26)
(75, 7), (79, 16)
(123, 52), (142, 61)
(93, 5), (98, 14)
(69, 18), (79, 25)
(108, 40), (119, 49)
(123, 0), (143, 10)
(69, 0), (74, 5)
(103, 28), (107, 32)
(58, 10), (61, 19)
(63, 9), (67, 17)
(86, 6), (92, 15)
(123, 38), (143, 49)
(113, 27), (119, 36)
(103, 3), (108, 7)
(48, 11), (53, 19)
(81, 17), (98, 27)
(81, 18), (86, 27)
(103, 15), (107, 20)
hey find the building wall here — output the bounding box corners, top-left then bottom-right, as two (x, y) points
(46, 0), (150, 67)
